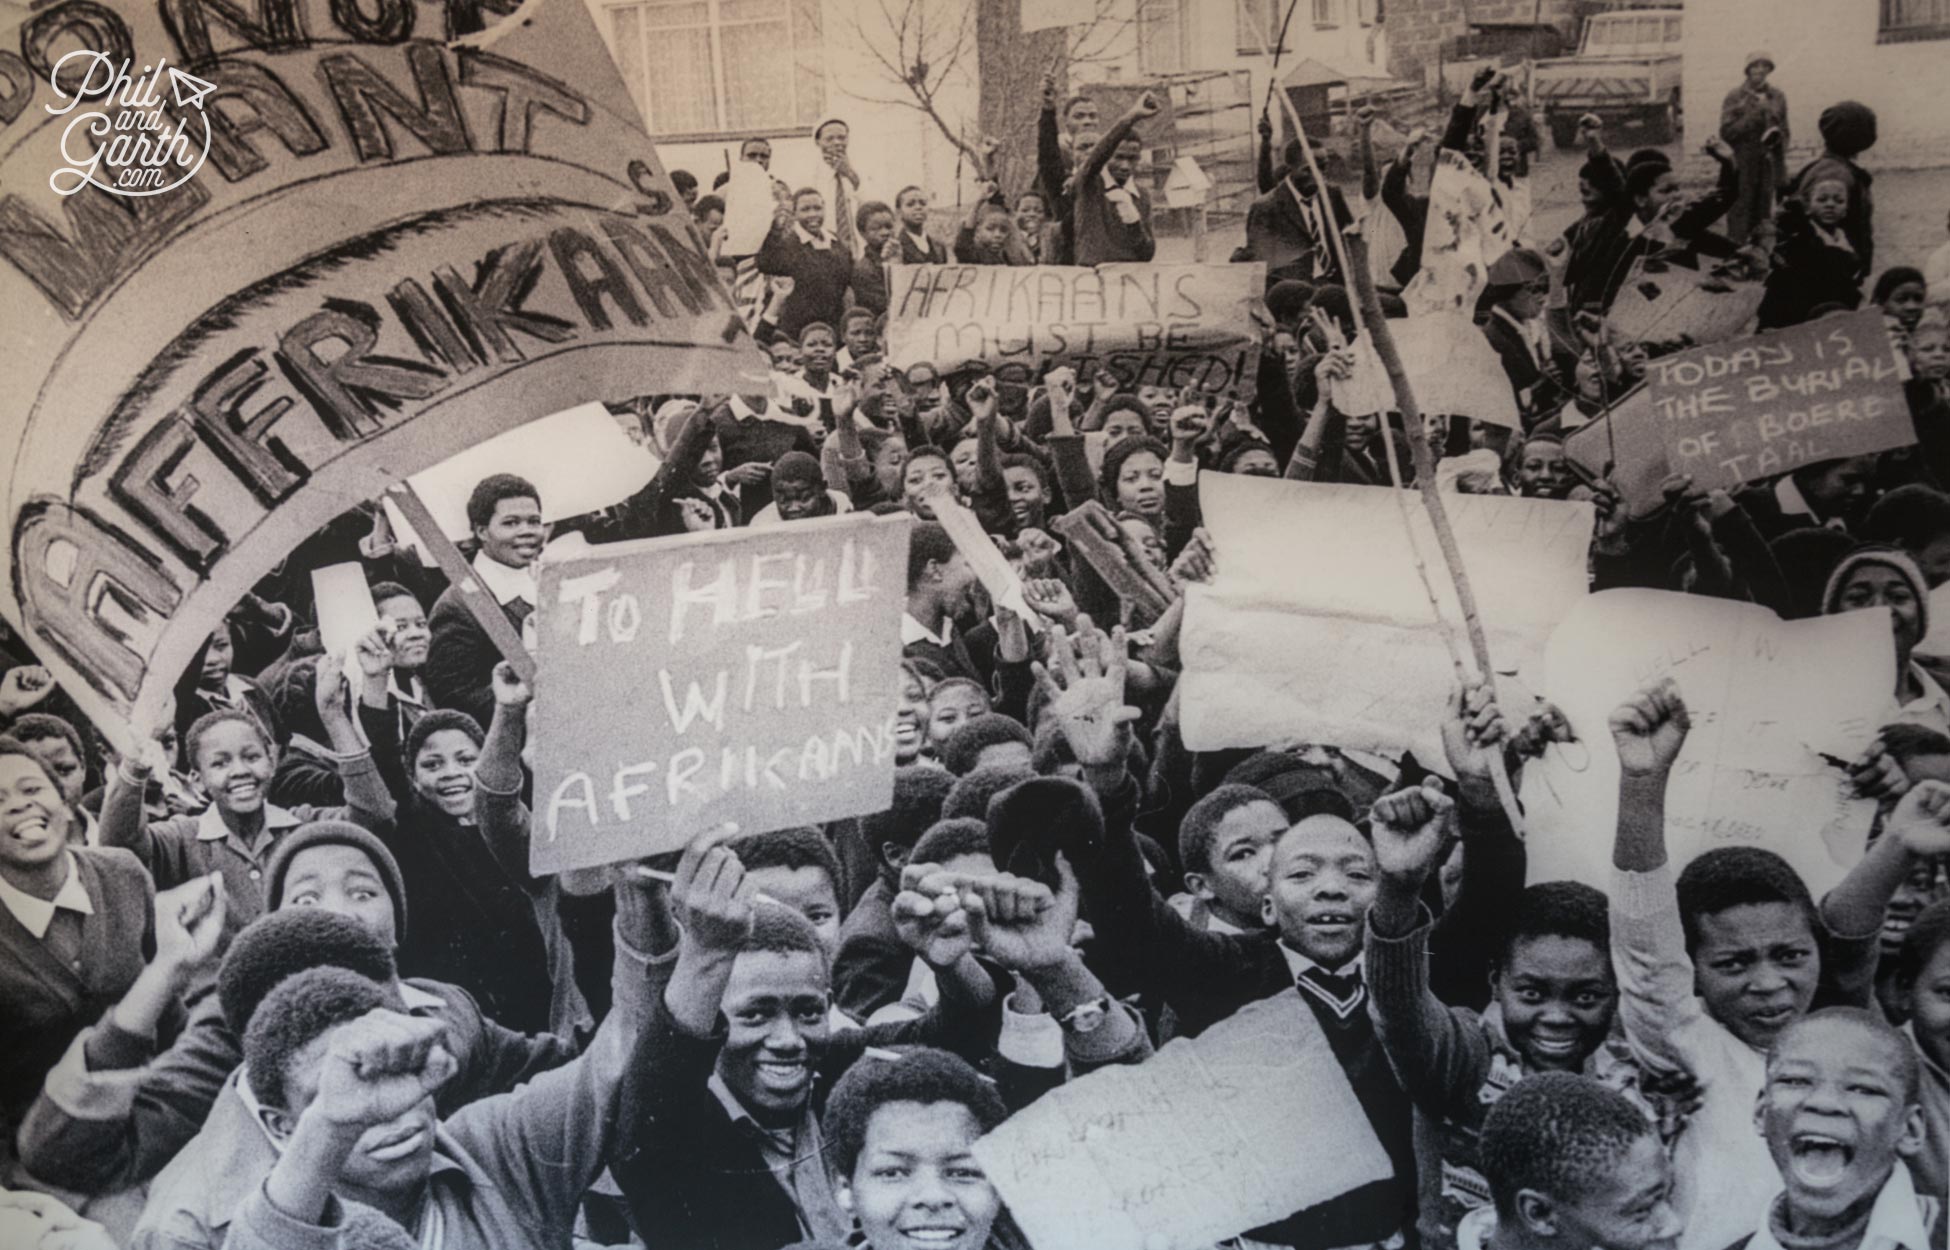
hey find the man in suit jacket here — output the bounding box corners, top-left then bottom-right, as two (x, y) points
(423, 474), (544, 730)
(1246, 140), (1354, 287)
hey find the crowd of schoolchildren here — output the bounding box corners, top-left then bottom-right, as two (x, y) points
(3, 47), (1950, 1250)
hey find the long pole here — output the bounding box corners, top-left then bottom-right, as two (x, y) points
(1246, 10), (1526, 829)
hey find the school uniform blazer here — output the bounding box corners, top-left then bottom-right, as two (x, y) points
(1075, 773), (1418, 1250)
(51, 974), (576, 1230)
(424, 585), (526, 731)
(610, 966), (1006, 1250)
(1245, 180), (1354, 287)
(0, 847), (152, 1141)
(898, 231), (948, 265)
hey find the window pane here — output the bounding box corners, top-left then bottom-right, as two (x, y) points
(607, 6), (647, 119)
(643, 24), (718, 133)
(721, 18), (795, 129)
(792, 0), (826, 123)
(640, 0), (708, 27)
(721, 0), (785, 21)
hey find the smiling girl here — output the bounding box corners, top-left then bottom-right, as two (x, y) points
(0, 737), (153, 1172)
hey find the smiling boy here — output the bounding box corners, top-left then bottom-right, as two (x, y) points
(1735, 1010), (1937, 1250)
(1365, 782), (1644, 1250)
(423, 474), (546, 729)
(1607, 681), (1892, 1250)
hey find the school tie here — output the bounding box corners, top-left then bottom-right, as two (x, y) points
(1295, 962), (1366, 1021)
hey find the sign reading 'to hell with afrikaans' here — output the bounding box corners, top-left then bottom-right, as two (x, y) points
(530, 514), (911, 875)
(0, 0), (770, 746)
(1648, 308), (1912, 493)
(884, 262), (1267, 404)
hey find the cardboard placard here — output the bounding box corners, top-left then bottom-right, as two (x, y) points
(926, 490), (1042, 631)
(1521, 589), (1891, 897)
(530, 513), (910, 874)
(972, 991), (1393, 1250)
(1180, 475), (1593, 764)
(312, 563), (380, 688)
(885, 263), (1267, 404)
(402, 403), (661, 540)
(1648, 308), (1912, 492)
(1333, 311), (1523, 429)
(1606, 261), (1766, 348)
(0, 0), (770, 743)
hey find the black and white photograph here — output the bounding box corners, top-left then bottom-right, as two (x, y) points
(1, 0), (1948, 1247)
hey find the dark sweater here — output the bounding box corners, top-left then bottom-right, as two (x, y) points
(709, 403), (820, 519)
(832, 878), (908, 1021)
(755, 224), (855, 341)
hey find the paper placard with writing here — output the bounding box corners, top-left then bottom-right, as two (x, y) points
(1648, 308), (1912, 492)
(530, 513), (910, 874)
(884, 263), (1266, 404)
(973, 991), (1393, 1250)
(0, 0), (769, 746)
(1521, 589), (1891, 896)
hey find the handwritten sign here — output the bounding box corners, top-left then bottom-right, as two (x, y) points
(530, 513), (910, 874)
(884, 263), (1266, 403)
(1180, 474), (1593, 765)
(0, 0), (770, 744)
(973, 991), (1392, 1250)
(1521, 589), (1891, 896)
(1648, 309), (1912, 492)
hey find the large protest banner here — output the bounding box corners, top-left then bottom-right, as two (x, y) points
(1521, 589), (1891, 896)
(884, 262), (1267, 403)
(1180, 474), (1593, 765)
(1648, 308), (1912, 492)
(0, 0), (770, 742)
(530, 513), (910, 874)
(973, 991), (1392, 1250)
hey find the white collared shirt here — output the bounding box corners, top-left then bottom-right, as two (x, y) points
(901, 613), (953, 648)
(1277, 944), (1363, 982)
(387, 672), (428, 711)
(792, 223), (832, 251)
(197, 801), (301, 844)
(1896, 663), (1950, 738)
(470, 549), (537, 609)
(1745, 1161), (1936, 1250)
(904, 229), (933, 257)
(0, 852), (94, 940)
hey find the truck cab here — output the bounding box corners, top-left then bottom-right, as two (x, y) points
(1534, 9), (1685, 146)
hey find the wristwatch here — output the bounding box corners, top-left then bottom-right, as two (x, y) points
(1057, 996), (1111, 1036)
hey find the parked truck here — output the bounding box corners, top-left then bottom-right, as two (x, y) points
(1533, 9), (1684, 147)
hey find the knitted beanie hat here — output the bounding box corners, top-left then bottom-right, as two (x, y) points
(1818, 101), (1878, 159)
(1821, 544), (1929, 641)
(264, 820), (410, 941)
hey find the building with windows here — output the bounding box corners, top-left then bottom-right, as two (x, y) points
(584, 0), (978, 212)
(1681, 0), (1948, 169)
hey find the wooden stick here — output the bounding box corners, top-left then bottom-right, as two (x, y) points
(1343, 232), (1526, 831)
(385, 484), (537, 683)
